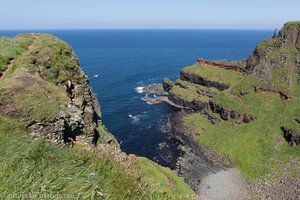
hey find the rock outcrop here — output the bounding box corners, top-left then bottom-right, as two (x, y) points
(245, 22), (300, 95)
(196, 58), (245, 73)
(209, 101), (255, 123)
(163, 78), (175, 92)
(0, 34), (115, 146)
(180, 71), (230, 91)
(279, 22), (300, 50)
(281, 127), (300, 146)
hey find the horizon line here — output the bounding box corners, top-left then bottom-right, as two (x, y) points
(0, 27), (274, 31)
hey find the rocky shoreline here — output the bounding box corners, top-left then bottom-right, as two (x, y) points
(169, 111), (252, 199)
(141, 84), (253, 199)
(139, 22), (300, 199)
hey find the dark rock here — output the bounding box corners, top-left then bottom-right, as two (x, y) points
(230, 110), (238, 119)
(220, 109), (230, 120)
(240, 89), (246, 95)
(279, 22), (300, 50)
(196, 88), (215, 98)
(180, 71), (230, 91)
(163, 78), (175, 92)
(209, 100), (255, 124)
(281, 127), (300, 146)
(169, 112), (229, 191)
(243, 114), (251, 123)
(168, 91), (208, 111)
(142, 84), (168, 95)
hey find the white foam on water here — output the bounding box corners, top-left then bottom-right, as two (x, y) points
(128, 114), (142, 123)
(135, 86), (144, 94)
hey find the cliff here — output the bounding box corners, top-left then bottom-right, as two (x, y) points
(0, 34), (113, 146)
(163, 22), (300, 199)
(0, 34), (194, 198)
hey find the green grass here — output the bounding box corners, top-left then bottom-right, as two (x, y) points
(97, 125), (119, 146)
(168, 79), (219, 105)
(135, 157), (195, 199)
(2, 34), (83, 84)
(0, 35), (34, 73)
(179, 66), (300, 179)
(0, 34), (195, 199)
(173, 26), (300, 180)
(286, 21), (300, 25)
(176, 79), (220, 95)
(0, 68), (68, 121)
(182, 64), (243, 86)
(170, 85), (210, 103)
(0, 117), (194, 199)
(183, 113), (300, 179)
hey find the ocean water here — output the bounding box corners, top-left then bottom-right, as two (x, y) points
(0, 29), (272, 167)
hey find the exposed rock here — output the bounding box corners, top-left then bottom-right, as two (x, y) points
(196, 58), (245, 73)
(180, 71), (230, 91)
(142, 84), (168, 95)
(235, 115), (244, 124)
(279, 22), (300, 50)
(169, 112), (228, 190)
(202, 110), (218, 124)
(168, 91), (208, 111)
(243, 114), (251, 123)
(141, 95), (190, 109)
(163, 78), (175, 92)
(196, 88), (216, 98)
(0, 34), (106, 146)
(209, 100), (255, 123)
(220, 108), (230, 120)
(245, 22), (300, 96)
(281, 127), (300, 146)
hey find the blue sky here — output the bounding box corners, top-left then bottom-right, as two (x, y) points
(1, 0), (299, 29)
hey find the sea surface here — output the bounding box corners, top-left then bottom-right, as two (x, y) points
(0, 29), (272, 167)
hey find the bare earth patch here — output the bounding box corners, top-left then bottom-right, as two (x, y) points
(198, 168), (252, 200)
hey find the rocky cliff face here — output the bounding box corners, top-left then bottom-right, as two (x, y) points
(0, 34), (114, 146)
(163, 22), (300, 128)
(279, 22), (300, 50)
(245, 22), (300, 95)
(160, 22), (300, 199)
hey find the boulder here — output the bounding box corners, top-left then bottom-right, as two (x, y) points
(163, 78), (175, 92)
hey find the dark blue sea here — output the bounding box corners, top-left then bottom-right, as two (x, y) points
(0, 29), (272, 167)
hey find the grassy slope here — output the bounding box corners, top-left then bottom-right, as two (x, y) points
(0, 34), (195, 199)
(0, 117), (194, 199)
(178, 37), (300, 180)
(0, 35), (33, 73)
(182, 64), (243, 85)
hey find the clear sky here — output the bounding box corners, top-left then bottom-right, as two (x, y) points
(1, 0), (299, 30)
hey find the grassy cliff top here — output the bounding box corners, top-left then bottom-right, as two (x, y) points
(167, 22), (300, 182)
(182, 64), (243, 86)
(286, 21), (300, 25)
(0, 34), (80, 121)
(0, 117), (195, 199)
(0, 34), (195, 198)
(0, 34), (84, 84)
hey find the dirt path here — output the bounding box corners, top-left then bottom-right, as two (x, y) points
(198, 168), (252, 200)
(0, 59), (15, 80)
(0, 37), (35, 80)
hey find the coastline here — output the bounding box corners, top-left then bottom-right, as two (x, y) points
(168, 111), (252, 199)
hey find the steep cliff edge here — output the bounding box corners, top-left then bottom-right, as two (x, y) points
(0, 34), (194, 199)
(162, 22), (300, 199)
(0, 34), (112, 146)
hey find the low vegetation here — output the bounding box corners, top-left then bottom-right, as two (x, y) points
(182, 63), (243, 86)
(169, 22), (300, 181)
(0, 34), (195, 199)
(0, 117), (194, 199)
